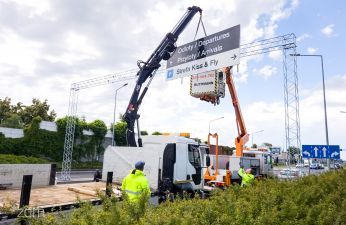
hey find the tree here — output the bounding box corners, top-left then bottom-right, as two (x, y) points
(288, 146), (300, 164)
(1, 114), (24, 128)
(251, 143), (258, 148)
(90, 120), (107, 152)
(0, 97), (12, 123)
(223, 146), (235, 155)
(262, 142), (273, 148)
(56, 116), (88, 161)
(112, 121), (127, 146)
(140, 131), (148, 136)
(152, 131), (162, 135)
(193, 138), (202, 143)
(19, 98), (56, 125)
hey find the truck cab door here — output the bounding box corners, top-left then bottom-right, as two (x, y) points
(161, 143), (176, 192)
(187, 144), (202, 187)
(262, 154), (269, 175)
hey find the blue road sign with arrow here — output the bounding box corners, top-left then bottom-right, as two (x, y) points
(302, 145), (340, 159)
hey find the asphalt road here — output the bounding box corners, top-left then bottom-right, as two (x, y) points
(273, 166), (328, 178)
(57, 168), (329, 181)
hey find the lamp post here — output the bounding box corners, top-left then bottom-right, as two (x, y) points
(291, 53), (330, 167)
(250, 129), (264, 146)
(112, 83), (128, 146)
(208, 116), (224, 134)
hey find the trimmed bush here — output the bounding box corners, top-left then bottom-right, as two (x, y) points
(31, 169), (346, 225)
(0, 154), (49, 164)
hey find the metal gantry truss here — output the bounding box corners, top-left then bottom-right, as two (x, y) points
(61, 33), (300, 180)
(60, 70), (138, 180)
(240, 33), (301, 163)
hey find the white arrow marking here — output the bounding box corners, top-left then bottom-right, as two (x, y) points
(314, 147), (318, 157)
(322, 147), (327, 157)
(331, 152), (339, 158)
(303, 151), (310, 157)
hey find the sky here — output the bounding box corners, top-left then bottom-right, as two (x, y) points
(0, 0), (345, 160)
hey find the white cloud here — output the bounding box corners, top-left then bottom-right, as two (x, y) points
(307, 47), (318, 54)
(265, 0), (300, 37)
(297, 33), (311, 42)
(299, 74), (346, 156)
(268, 50), (282, 61)
(321, 24), (335, 37)
(0, 0), (318, 152)
(253, 65), (277, 80)
(241, 74), (346, 155)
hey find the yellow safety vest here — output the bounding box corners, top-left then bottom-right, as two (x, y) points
(238, 168), (255, 187)
(121, 169), (151, 201)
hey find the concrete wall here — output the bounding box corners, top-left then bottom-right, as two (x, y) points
(0, 127), (24, 138)
(0, 164), (53, 188)
(39, 121), (57, 132)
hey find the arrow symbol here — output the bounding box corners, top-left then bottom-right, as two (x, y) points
(314, 147), (318, 157)
(231, 54), (237, 60)
(322, 147), (327, 157)
(331, 152), (339, 158)
(303, 151), (310, 157)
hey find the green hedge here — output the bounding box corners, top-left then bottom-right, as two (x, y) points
(0, 117), (63, 161)
(55, 161), (103, 170)
(0, 154), (49, 164)
(30, 169), (346, 225)
(0, 116), (108, 163)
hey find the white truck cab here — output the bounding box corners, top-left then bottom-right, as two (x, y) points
(243, 149), (273, 176)
(102, 135), (207, 200)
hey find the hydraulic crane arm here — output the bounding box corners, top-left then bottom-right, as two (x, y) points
(123, 6), (202, 147)
(224, 67), (249, 156)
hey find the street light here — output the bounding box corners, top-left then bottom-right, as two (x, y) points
(291, 53), (330, 167)
(112, 83), (128, 146)
(250, 129), (264, 146)
(209, 116), (224, 134)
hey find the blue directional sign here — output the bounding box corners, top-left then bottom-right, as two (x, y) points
(302, 145), (340, 159)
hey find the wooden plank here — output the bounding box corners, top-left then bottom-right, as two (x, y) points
(0, 182), (118, 208)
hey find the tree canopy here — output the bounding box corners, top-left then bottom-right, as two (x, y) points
(112, 121), (127, 146)
(0, 97), (56, 128)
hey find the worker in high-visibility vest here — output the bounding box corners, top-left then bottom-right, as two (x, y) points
(238, 167), (255, 187)
(121, 161), (151, 202)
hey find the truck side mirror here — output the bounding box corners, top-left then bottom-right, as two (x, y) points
(206, 156), (210, 167)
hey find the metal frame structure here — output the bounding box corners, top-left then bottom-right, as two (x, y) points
(60, 33), (300, 180)
(60, 70), (137, 180)
(240, 33), (301, 164)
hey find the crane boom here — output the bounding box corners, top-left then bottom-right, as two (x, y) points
(224, 67), (249, 156)
(123, 6), (202, 147)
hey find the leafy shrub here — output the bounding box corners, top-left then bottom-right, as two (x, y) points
(0, 154), (49, 164)
(55, 161), (103, 170)
(31, 169), (346, 225)
(0, 116), (109, 163)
